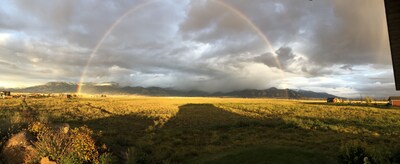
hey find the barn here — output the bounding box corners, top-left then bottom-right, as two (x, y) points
(388, 96), (400, 106)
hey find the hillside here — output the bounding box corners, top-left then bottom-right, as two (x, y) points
(214, 87), (303, 98)
(9, 82), (337, 98)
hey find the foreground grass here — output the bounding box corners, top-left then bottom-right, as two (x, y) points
(192, 145), (336, 164)
(0, 97), (399, 163)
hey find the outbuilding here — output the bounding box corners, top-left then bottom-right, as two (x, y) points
(65, 94), (72, 99)
(327, 97), (338, 103)
(388, 96), (400, 106)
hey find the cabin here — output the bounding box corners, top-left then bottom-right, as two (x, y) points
(65, 94), (72, 99)
(327, 97), (339, 103)
(388, 96), (400, 106)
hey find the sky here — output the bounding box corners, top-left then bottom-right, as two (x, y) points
(0, 0), (396, 98)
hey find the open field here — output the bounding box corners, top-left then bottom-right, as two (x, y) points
(1, 96), (400, 163)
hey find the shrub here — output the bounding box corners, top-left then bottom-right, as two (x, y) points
(338, 140), (369, 164)
(338, 140), (390, 164)
(98, 153), (115, 164)
(29, 123), (100, 163)
(365, 96), (374, 105)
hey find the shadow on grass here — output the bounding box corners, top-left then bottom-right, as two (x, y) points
(163, 104), (273, 130)
(192, 145), (336, 164)
(65, 114), (154, 160)
(134, 104), (338, 163)
(0, 109), (40, 138)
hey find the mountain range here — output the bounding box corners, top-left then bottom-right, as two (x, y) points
(8, 82), (337, 99)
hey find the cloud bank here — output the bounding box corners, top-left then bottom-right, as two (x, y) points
(0, 0), (395, 97)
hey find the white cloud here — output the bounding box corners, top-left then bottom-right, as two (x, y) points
(0, 33), (11, 45)
(30, 57), (41, 63)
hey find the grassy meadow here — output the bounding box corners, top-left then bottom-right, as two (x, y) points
(1, 96), (400, 163)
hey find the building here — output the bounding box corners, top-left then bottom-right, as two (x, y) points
(327, 97), (339, 103)
(385, 0), (400, 90)
(388, 96), (400, 106)
(65, 94), (72, 99)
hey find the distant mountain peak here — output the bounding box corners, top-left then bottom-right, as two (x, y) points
(9, 82), (338, 98)
(45, 82), (76, 86)
(94, 82), (119, 87)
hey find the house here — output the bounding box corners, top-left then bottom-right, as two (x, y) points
(388, 96), (400, 106)
(0, 91), (11, 99)
(327, 97), (339, 103)
(65, 94), (72, 99)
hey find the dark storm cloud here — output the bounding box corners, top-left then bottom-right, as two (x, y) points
(180, 0), (255, 42)
(179, 0), (267, 59)
(254, 47), (296, 70)
(0, 0), (189, 80)
(340, 65), (353, 71)
(178, 0), (391, 78)
(182, 0), (390, 66)
(1, 0), (160, 48)
(252, 46), (334, 76)
(307, 0), (390, 66)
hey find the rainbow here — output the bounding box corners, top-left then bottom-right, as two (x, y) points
(77, 0), (283, 94)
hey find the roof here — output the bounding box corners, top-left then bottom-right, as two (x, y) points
(388, 96), (400, 100)
(385, 0), (400, 90)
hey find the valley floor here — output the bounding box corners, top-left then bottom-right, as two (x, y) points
(0, 97), (399, 163)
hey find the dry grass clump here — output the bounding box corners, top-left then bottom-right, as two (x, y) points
(1, 130), (37, 164)
(27, 122), (108, 163)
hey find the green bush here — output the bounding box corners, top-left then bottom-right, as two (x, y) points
(338, 140), (369, 164)
(98, 153), (115, 164)
(338, 140), (390, 164)
(365, 96), (374, 105)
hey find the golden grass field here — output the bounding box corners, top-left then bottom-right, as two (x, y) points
(1, 96), (400, 163)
